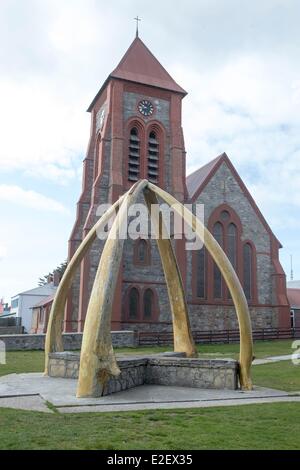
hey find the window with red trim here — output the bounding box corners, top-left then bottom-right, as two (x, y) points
(128, 127), (140, 182)
(195, 205), (257, 304)
(147, 131), (159, 183)
(128, 287), (139, 319)
(213, 222), (224, 299)
(125, 286), (159, 322)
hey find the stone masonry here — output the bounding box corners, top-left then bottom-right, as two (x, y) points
(48, 351), (239, 396)
(0, 331), (137, 351)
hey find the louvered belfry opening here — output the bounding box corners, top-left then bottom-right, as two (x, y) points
(148, 131), (159, 183)
(128, 127), (140, 181)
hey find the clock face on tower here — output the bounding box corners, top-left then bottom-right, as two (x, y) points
(138, 99), (154, 117)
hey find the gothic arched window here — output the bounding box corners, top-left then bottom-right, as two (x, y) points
(143, 289), (153, 319)
(196, 205), (257, 304)
(128, 127), (140, 181)
(147, 131), (159, 183)
(138, 240), (148, 263)
(227, 223), (237, 269)
(243, 243), (253, 301)
(134, 239), (151, 265)
(227, 223), (237, 300)
(129, 287), (139, 319)
(213, 222), (224, 299)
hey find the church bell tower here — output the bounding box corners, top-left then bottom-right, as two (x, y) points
(65, 34), (188, 332)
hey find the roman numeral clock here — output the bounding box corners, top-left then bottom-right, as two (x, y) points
(138, 99), (154, 116)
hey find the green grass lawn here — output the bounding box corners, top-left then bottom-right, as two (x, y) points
(1, 340), (299, 394)
(0, 403), (299, 450)
(252, 361), (300, 392)
(0, 341), (299, 450)
(0, 339), (296, 379)
(0, 350), (45, 377)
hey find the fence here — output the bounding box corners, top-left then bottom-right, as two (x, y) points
(0, 316), (22, 327)
(137, 327), (300, 346)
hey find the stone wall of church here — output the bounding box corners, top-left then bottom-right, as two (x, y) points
(187, 305), (279, 331)
(121, 305), (279, 332)
(186, 161), (275, 305)
(183, 161), (279, 331)
(67, 157), (95, 330)
(123, 92), (170, 131)
(122, 85), (176, 331)
(121, 230), (172, 326)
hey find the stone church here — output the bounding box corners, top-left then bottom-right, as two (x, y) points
(63, 35), (290, 334)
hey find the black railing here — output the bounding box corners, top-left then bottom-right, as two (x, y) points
(137, 327), (300, 346)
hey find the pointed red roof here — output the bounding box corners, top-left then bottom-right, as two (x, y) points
(87, 37), (186, 111)
(186, 154), (225, 200)
(111, 37), (186, 94)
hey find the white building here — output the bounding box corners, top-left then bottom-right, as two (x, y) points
(287, 280), (300, 289)
(10, 283), (57, 333)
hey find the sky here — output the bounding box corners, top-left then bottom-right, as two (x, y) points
(0, 0), (300, 302)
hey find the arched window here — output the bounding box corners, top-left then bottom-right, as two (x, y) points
(213, 222), (223, 299)
(243, 243), (253, 301)
(227, 223), (237, 269)
(220, 210), (230, 222)
(128, 127), (140, 181)
(143, 289), (153, 319)
(138, 240), (148, 263)
(196, 247), (206, 299)
(195, 205), (257, 304)
(129, 288), (139, 319)
(227, 223), (237, 300)
(134, 239), (151, 265)
(147, 131), (159, 183)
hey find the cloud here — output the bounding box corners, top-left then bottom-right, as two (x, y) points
(0, 0), (299, 299)
(24, 164), (78, 185)
(0, 185), (69, 214)
(0, 78), (88, 176)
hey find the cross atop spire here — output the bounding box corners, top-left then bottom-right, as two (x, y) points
(134, 16), (141, 37)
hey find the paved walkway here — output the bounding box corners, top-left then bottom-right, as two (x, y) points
(0, 373), (299, 414)
(252, 353), (300, 365)
(0, 353), (299, 414)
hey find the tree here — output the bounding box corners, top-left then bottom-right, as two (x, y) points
(38, 260), (68, 286)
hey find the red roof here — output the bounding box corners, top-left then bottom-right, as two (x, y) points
(88, 37), (186, 111)
(186, 154), (225, 199)
(287, 288), (300, 309)
(32, 294), (55, 309)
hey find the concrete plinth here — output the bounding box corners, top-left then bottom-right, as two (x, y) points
(48, 352), (239, 395)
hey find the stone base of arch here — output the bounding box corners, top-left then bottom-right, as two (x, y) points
(48, 351), (239, 397)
